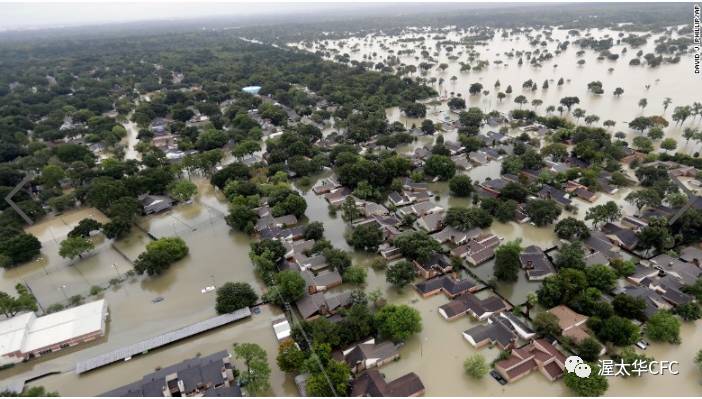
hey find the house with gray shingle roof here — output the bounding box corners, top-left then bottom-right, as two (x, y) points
(519, 245), (556, 280)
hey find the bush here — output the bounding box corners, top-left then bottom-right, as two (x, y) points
(463, 354), (488, 379)
(564, 363), (608, 396)
(343, 266), (367, 285)
(89, 285), (104, 296)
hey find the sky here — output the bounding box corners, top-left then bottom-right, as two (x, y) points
(0, 1), (523, 31)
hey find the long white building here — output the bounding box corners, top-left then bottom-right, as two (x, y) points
(0, 299), (108, 365)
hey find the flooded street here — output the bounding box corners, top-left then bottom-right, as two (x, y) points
(122, 120), (141, 161)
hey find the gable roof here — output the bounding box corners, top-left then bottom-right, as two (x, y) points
(413, 275), (477, 298)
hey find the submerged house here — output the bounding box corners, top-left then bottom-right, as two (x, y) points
(413, 253), (452, 280)
(333, 338), (400, 374)
(101, 350), (240, 397)
(463, 312), (535, 350)
(519, 245), (556, 281)
(601, 223), (639, 251)
(537, 185), (572, 207)
(351, 370), (425, 397)
(140, 194), (174, 215)
(413, 275), (478, 299)
(296, 291), (353, 320)
(431, 226), (479, 246)
(547, 305), (592, 344)
(450, 234), (502, 266)
(494, 339), (566, 383)
(324, 187), (353, 207)
(414, 211), (445, 233)
(438, 293), (510, 321)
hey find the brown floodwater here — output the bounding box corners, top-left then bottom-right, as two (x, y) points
(294, 26), (702, 153)
(3, 25), (702, 396)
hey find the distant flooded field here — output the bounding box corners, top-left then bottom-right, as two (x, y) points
(293, 26), (701, 152)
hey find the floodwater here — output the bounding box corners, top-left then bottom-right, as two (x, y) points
(294, 26), (702, 153)
(3, 26), (702, 397)
(2, 178), (297, 396)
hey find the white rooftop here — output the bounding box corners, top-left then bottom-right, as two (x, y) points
(272, 318), (291, 342)
(0, 312), (35, 356)
(0, 299), (107, 358)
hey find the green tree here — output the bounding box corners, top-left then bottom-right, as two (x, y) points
(449, 175), (473, 197)
(40, 164), (65, 188)
(612, 294), (646, 320)
(303, 222), (324, 240)
(637, 217), (674, 254)
(554, 241), (586, 270)
(555, 217), (590, 240)
(386, 260), (416, 289)
(0, 284), (38, 318)
(695, 350), (702, 371)
(393, 231), (441, 262)
(645, 311), (681, 344)
(673, 302), (701, 321)
(348, 223), (384, 252)
(625, 188), (661, 212)
(424, 155), (456, 180)
(133, 237), (189, 276)
(265, 270), (306, 305)
(276, 340), (306, 373)
(0, 228), (42, 268)
(576, 337), (604, 362)
(464, 354), (489, 379)
(68, 218), (102, 238)
(304, 344), (351, 396)
(374, 304), (422, 342)
(596, 316), (640, 346)
(216, 282), (259, 313)
(58, 236), (95, 260)
(0, 386), (59, 397)
(537, 268), (588, 308)
(234, 343), (271, 396)
(610, 259), (636, 277)
(341, 196), (361, 222)
(226, 204), (257, 233)
(532, 311), (562, 337)
(343, 266), (367, 285)
(494, 240), (522, 282)
(168, 179), (197, 202)
(525, 199), (561, 226)
(585, 264), (617, 292)
(584, 201), (621, 228)
(564, 362), (608, 396)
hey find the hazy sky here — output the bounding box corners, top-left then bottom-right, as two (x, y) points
(0, 2), (319, 30)
(0, 1), (527, 31)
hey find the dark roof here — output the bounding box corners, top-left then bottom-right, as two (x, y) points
(414, 275), (477, 297)
(101, 351), (237, 397)
(601, 223), (639, 249)
(538, 185), (572, 206)
(351, 370), (425, 397)
(464, 316), (516, 347)
(519, 245), (555, 279)
(418, 252), (451, 269)
(440, 293), (508, 319)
